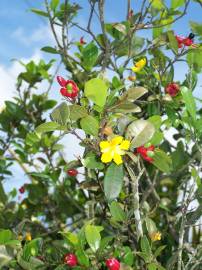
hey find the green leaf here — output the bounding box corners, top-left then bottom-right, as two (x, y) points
(148, 116), (162, 129)
(23, 238), (42, 261)
(26, 132), (41, 146)
(149, 0), (164, 9)
(150, 131), (164, 145)
(187, 49), (202, 73)
(84, 78), (108, 107)
(80, 115), (99, 136)
(0, 230), (12, 245)
(145, 217), (157, 234)
(154, 245), (166, 257)
(69, 104), (88, 121)
(82, 152), (104, 169)
(140, 236), (152, 256)
(0, 246), (12, 268)
(126, 120), (155, 148)
(181, 86), (196, 120)
(171, 0), (185, 9)
(82, 42), (99, 71)
(61, 231), (78, 247)
(109, 201), (126, 222)
(76, 249), (89, 267)
(153, 149), (172, 173)
(50, 0), (60, 11)
(36, 122), (61, 134)
(50, 102), (70, 125)
(99, 236), (113, 253)
(148, 263), (158, 270)
(41, 46), (58, 54)
(84, 225), (101, 252)
(190, 21), (202, 37)
(31, 8), (48, 17)
(121, 86), (148, 102)
(167, 30), (178, 54)
(0, 181), (7, 204)
(123, 247), (134, 266)
(104, 163), (124, 201)
(113, 23), (127, 35)
(112, 102), (141, 113)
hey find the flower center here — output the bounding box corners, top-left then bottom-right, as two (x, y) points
(66, 84), (73, 93)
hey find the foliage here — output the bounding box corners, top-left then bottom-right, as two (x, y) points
(0, 0), (202, 269)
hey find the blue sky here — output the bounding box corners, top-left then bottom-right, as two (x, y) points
(1, 0), (201, 193)
(0, 0), (201, 64)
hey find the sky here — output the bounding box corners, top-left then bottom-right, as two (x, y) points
(0, 0), (202, 193)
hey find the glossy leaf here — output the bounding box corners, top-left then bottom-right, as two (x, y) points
(84, 78), (108, 107)
(126, 120), (155, 148)
(84, 225), (101, 252)
(181, 86), (196, 120)
(104, 163), (124, 201)
(80, 115), (99, 136)
(109, 201), (126, 222)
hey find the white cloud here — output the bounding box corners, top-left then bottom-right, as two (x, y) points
(0, 50), (42, 107)
(12, 24), (54, 46)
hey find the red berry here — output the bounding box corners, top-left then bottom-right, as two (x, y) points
(57, 76), (79, 99)
(165, 82), (180, 97)
(67, 169), (78, 177)
(64, 253), (78, 267)
(136, 145), (155, 163)
(106, 258), (120, 270)
(19, 186), (25, 194)
(80, 36), (86, 45)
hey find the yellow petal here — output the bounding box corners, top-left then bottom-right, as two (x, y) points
(120, 140), (130, 150)
(111, 136), (123, 146)
(113, 153), (123, 165)
(100, 141), (110, 150)
(131, 66), (140, 72)
(101, 152), (113, 163)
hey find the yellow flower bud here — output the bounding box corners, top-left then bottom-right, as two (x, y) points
(25, 232), (32, 241)
(18, 235), (23, 241)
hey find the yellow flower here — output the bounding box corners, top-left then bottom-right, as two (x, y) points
(25, 232), (32, 241)
(149, 231), (161, 242)
(131, 58), (146, 73)
(100, 136), (130, 165)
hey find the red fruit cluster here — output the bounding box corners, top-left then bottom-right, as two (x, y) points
(57, 76), (79, 99)
(64, 253), (78, 267)
(165, 82), (180, 97)
(175, 33), (195, 48)
(136, 145), (155, 163)
(19, 186), (25, 194)
(106, 258), (120, 270)
(67, 169), (78, 177)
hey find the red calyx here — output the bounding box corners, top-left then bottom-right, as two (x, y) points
(57, 76), (79, 99)
(106, 258), (120, 270)
(175, 35), (184, 48)
(183, 38), (193, 46)
(64, 253), (78, 267)
(165, 82), (180, 97)
(67, 169), (78, 177)
(19, 186), (25, 194)
(80, 36), (86, 45)
(175, 35), (194, 48)
(136, 145), (155, 163)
